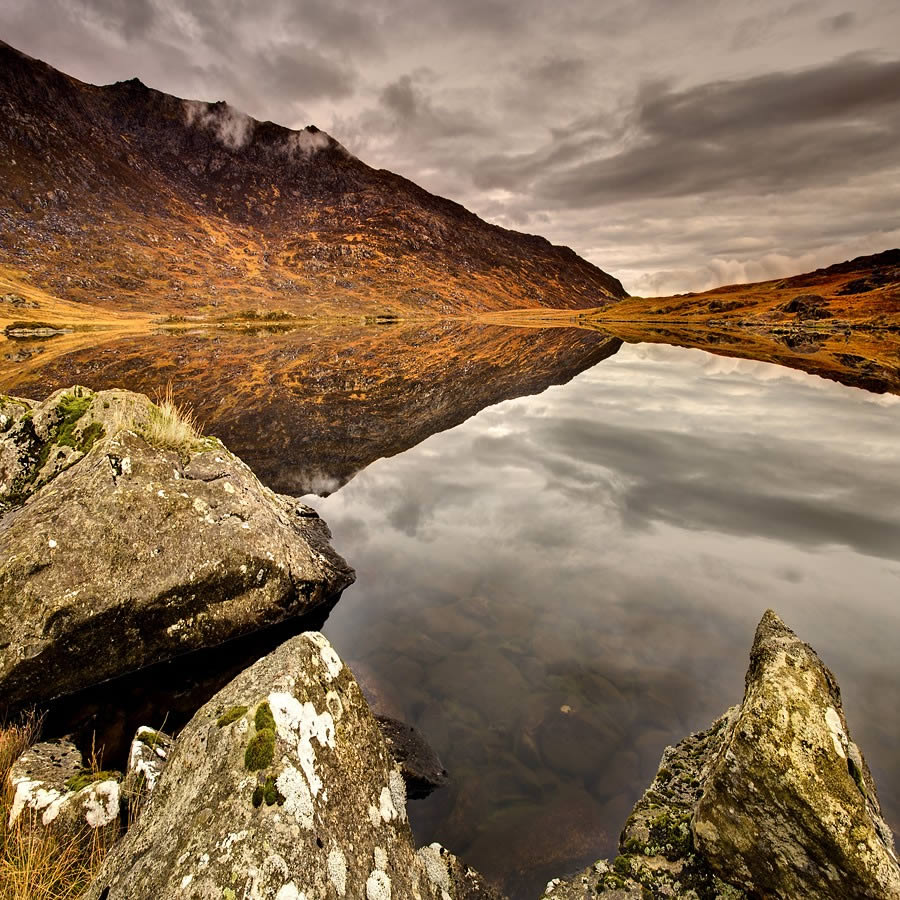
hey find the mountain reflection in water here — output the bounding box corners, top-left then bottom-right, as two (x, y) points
(1, 324), (899, 898)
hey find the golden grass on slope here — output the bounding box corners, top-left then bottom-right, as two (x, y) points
(0, 266), (155, 332)
(0, 717), (113, 900)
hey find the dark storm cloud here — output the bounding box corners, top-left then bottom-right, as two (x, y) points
(479, 55), (900, 206)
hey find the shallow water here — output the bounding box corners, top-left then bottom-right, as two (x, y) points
(312, 342), (900, 896)
(3, 326), (899, 898)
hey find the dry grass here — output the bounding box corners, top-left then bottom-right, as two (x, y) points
(0, 716), (114, 899)
(105, 383), (203, 452)
(142, 384), (202, 451)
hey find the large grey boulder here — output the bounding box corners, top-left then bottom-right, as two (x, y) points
(693, 610), (900, 899)
(0, 386), (354, 710)
(85, 631), (501, 900)
(541, 611), (899, 899)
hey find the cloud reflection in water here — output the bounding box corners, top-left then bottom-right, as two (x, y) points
(312, 342), (900, 897)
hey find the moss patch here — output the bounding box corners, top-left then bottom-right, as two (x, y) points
(136, 729), (165, 750)
(254, 701), (275, 733)
(65, 769), (120, 792)
(216, 705), (248, 727)
(244, 729), (275, 771)
(251, 775), (282, 808)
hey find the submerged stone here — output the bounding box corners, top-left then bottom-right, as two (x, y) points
(376, 714), (449, 799)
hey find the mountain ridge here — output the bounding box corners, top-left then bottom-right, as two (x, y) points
(0, 40), (627, 317)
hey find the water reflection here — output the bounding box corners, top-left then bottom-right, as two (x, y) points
(0, 322), (621, 494)
(2, 325), (899, 898)
(312, 343), (900, 896)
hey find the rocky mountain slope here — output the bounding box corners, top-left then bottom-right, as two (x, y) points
(587, 249), (900, 328)
(0, 41), (626, 318)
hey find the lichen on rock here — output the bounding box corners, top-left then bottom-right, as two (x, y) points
(84, 631), (501, 900)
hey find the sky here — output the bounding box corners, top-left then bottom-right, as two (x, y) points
(2, 0), (900, 295)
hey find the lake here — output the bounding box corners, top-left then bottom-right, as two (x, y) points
(2, 323), (899, 898)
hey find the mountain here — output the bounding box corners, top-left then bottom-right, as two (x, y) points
(0, 41), (626, 318)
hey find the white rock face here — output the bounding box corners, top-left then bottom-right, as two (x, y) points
(7, 738), (123, 842)
(85, 632), (501, 900)
(122, 726), (174, 817)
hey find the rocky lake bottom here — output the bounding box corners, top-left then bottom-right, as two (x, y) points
(2, 326), (899, 898)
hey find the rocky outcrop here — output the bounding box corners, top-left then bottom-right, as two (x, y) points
(0, 386), (354, 711)
(694, 610), (900, 899)
(7, 738), (123, 844)
(541, 611), (900, 899)
(86, 631), (501, 899)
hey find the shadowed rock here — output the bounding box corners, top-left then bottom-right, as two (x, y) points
(540, 611), (900, 899)
(376, 714), (449, 799)
(0, 386), (354, 711)
(84, 632), (502, 900)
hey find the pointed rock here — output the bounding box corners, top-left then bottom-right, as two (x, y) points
(693, 609), (900, 899)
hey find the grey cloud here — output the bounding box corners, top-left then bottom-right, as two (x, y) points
(536, 56), (900, 206)
(253, 46), (356, 103)
(283, 0), (381, 53)
(822, 11), (857, 31)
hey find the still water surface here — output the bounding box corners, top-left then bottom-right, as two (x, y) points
(3, 327), (899, 898)
(311, 341), (900, 896)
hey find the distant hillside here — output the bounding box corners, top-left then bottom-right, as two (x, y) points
(588, 250), (900, 328)
(0, 41), (626, 318)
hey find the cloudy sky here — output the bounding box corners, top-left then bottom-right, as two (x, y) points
(2, 0), (899, 295)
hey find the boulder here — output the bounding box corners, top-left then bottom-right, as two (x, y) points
(85, 631), (502, 899)
(541, 611), (900, 899)
(7, 738), (123, 844)
(776, 293), (833, 320)
(694, 610), (900, 899)
(0, 386), (354, 710)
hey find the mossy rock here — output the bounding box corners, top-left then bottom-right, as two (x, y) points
(217, 705), (248, 727)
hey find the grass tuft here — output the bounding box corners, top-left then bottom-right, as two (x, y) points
(0, 714), (116, 899)
(108, 384), (203, 453)
(141, 384), (202, 452)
